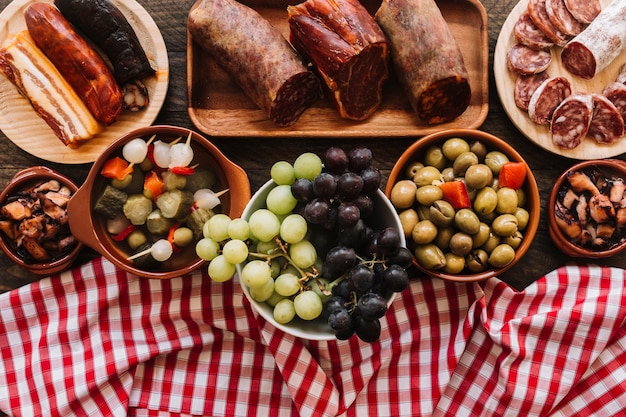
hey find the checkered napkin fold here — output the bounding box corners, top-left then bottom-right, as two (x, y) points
(0, 257), (624, 416)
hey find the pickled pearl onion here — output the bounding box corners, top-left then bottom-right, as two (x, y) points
(122, 138), (149, 164)
(169, 142), (194, 168)
(194, 188), (222, 209)
(152, 140), (171, 168)
(151, 239), (173, 261)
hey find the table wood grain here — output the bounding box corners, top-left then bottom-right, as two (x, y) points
(0, 0), (623, 293)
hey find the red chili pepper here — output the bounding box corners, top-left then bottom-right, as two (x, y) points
(112, 224), (136, 242)
(167, 222), (183, 253)
(438, 180), (471, 209)
(170, 166), (196, 176)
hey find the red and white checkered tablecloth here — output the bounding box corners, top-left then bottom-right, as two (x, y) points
(0, 257), (625, 416)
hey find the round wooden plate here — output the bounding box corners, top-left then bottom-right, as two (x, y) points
(494, 0), (625, 160)
(0, 0), (169, 164)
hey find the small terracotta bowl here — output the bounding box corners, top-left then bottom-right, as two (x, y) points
(68, 125), (250, 279)
(386, 128), (540, 282)
(548, 159), (626, 258)
(0, 166), (83, 275)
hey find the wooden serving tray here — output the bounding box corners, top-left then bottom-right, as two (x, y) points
(186, 0), (489, 138)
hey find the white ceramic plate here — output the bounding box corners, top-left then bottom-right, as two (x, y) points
(0, 0), (169, 164)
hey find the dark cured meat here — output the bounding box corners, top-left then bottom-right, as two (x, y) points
(564, 0), (601, 24)
(375, 0), (471, 124)
(514, 71), (550, 111)
(528, 0), (569, 47)
(287, 0), (389, 121)
(514, 12), (554, 50)
(507, 43), (552, 75)
(550, 93), (592, 149)
(588, 93), (624, 144)
(561, 1), (626, 80)
(54, 0), (155, 86)
(24, 3), (123, 125)
(528, 76), (571, 125)
(188, 0), (319, 127)
(545, 0), (585, 37)
(604, 82), (626, 122)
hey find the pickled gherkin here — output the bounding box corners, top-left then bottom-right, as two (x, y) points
(94, 185), (128, 219)
(156, 189), (194, 219)
(146, 209), (174, 235)
(123, 194), (153, 225)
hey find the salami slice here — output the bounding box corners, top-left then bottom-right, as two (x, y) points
(561, 1), (626, 80)
(603, 82), (626, 124)
(514, 71), (550, 111)
(507, 43), (552, 75)
(550, 93), (593, 149)
(528, 76), (571, 125)
(514, 12), (554, 50)
(545, 0), (586, 37)
(564, 0), (601, 25)
(528, 0), (570, 47)
(588, 93), (624, 144)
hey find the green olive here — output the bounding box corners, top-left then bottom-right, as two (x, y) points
(417, 204), (431, 220)
(434, 226), (454, 250)
(491, 214), (519, 236)
(405, 161), (424, 178)
(127, 229), (147, 250)
(481, 231), (501, 253)
(484, 151), (510, 174)
(443, 253), (466, 274)
(452, 151), (479, 176)
(398, 208), (419, 236)
(441, 167), (455, 182)
(429, 199), (456, 227)
(464, 164), (493, 189)
(412, 219), (438, 245)
(469, 140), (488, 159)
(513, 207), (530, 230)
(473, 187), (498, 215)
(424, 145), (448, 170)
(477, 210), (497, 223)
(466, 249), (488, 273)
(416, 185), (443, 206)
(454, 208), (481, 235)
(516, 188), (527, 207)
(472, 222), (491, 248)
(111, 173), (133, 189)
(496, 187), (519, 214)
(449, 232), (473, 256)
(488, 244), (516, 268)
(442, 138), (470, 160)
(414, 244), (446, 270)
(413, 166), (442, 187)
(503, 231), (523, 249)
(390, 180), (417, 209)
(173, 227), (194, 247)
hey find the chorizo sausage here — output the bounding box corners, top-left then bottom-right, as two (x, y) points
(0, 31), (101, 148)
(514, 71), (550, 111)
(288, 0), (389, 121)
(375, 0), (471, 124)
(545, 0), (585, 37)
(564, 0), (601, 24)
(528, 76), (571, 125)
(550, 93), (593, 149)
(507, 43), (552, 75)
(588, 93), (624, 144)
(188, 0), (319, 127)
(528, 0), (569, 47)
(24, 2), (123, 125)
(54, 0), (155, 86)
(561, 0), (626, 79)
(514, 12), (554, 50)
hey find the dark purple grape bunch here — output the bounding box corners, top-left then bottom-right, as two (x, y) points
(292, 146), (412, 343)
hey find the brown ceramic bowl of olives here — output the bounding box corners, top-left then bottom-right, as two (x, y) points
(385, 129), (540, 282)
(67, 125), (251, 279)
(548, 159), (626, 258)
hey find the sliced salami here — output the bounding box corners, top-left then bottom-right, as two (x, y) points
(528, 76), (572, 125)
(528, 0), (570, 47)
(561, 1), (626, 80)
(564, 0), (601, 25)
(550, 93), (593, 149)
(588, 93), (624, 144)
(603, 82), (626, 124)
(616, 63), (626, 85)
(514, 71), (550, 111)
(507, 43), (552, 75)
(545, 0), (586, 37)
(514, 12), (554, 50)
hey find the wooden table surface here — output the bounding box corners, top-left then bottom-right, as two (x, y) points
(0, 0), (624, 293)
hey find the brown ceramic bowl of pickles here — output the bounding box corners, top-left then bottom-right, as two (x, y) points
(385, 129), (540, 282)
(548, 159), (626, 259)
(67, 125), (251, 279)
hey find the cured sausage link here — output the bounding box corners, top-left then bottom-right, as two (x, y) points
(288, 0), (389, 121)
(375, 0), (471, 124)
(0, 31), (101, 148)
(188, 0), (319, 127)
(24, 2), (123, 125)
(561, 0), (626, 79)
(54, 0), (155, 86)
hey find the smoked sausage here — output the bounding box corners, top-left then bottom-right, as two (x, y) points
(24, 2), (123, 125)
(188, 0), (320, 127)
(375, 0), (471, 124)
(54, 0), (155, 86)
